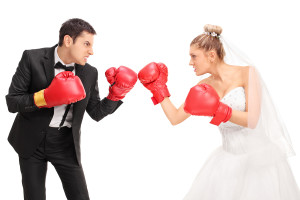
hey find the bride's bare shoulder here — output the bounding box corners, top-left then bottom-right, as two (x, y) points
(229, 65), (250, 86)
(239, 66), (250, 86)
(239, 65), (250, 75)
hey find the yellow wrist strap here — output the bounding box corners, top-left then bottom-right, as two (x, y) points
(34, 89), (47, 107)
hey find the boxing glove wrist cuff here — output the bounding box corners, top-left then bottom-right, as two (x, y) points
(210, 102), (232, 126)
(107, 93), (123, 101)
(34, 89), (47, 108)
(151, 86), (170, 105)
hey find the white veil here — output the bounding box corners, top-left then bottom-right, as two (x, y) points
(220, 35), (295, 157)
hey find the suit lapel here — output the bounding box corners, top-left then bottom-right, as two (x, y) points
(72, 63), (86, 123)
(75, 63), (85, 82)
(42, 45), (57, 86)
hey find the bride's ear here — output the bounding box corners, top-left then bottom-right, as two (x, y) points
(207, 50), (217, 63)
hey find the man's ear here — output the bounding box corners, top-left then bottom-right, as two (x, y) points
(63, 35), (73, 47)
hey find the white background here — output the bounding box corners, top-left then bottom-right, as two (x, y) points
(1, 0), (300, 199)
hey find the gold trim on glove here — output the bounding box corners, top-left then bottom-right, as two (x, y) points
(34, 89), (47, 107)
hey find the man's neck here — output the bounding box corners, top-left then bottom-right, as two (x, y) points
(57, 46), (73, 65)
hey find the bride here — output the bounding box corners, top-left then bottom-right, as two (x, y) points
(138, 24), (300, 199)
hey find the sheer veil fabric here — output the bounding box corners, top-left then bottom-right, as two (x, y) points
(220, 35), (295, 157)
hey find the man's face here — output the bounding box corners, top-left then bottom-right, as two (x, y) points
(69, 31), (94, 65)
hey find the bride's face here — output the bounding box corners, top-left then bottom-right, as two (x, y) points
(189, 45), (211, 76)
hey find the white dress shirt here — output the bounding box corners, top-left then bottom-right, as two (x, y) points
(49, 46), (76, 128)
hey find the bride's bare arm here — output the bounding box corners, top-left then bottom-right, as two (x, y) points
(228, 110), (248, 127)
(159, 78), (209, 126)
(228, 66), (260, 129)
(160, 97), (191, 125)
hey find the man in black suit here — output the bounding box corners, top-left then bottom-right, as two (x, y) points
(6, 18), (137, 200)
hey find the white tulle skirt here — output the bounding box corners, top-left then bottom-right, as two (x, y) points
(183, 144), (300, 200)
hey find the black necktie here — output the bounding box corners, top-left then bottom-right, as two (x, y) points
(54, 62), (74, 130)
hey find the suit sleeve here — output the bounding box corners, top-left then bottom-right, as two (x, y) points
(86, 69), (123, 122)
(6, 50), (39, 113)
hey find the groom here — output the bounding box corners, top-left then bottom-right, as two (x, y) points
(6, 18), (137, 200)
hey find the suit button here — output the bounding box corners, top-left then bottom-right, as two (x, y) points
(41, 130), (45, 134)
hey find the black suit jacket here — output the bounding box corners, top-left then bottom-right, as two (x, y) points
(6, 45), (122, 165)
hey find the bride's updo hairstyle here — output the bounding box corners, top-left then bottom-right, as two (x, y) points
(190, 24), (225, 61)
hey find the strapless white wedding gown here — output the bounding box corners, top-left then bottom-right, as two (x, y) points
(183, 87), (300, 200)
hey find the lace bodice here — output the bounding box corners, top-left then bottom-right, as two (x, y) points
(218, 87), (250, 154)
(219, 87), (246, 129)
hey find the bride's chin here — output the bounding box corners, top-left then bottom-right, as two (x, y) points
(195, 71), (203, 76)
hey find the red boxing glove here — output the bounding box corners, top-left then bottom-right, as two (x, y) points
(184, 84), (232, 126)
(34, 71), (86, 108)
(138, 62), (170, 105)
(105, 66), (138, 101)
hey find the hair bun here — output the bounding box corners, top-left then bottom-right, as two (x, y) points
(204, 24), (222, 35)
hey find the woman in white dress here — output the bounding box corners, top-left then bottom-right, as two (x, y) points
(138, 24), (300, 199)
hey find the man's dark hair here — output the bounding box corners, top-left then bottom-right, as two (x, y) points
(58, 18), (96, 46)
